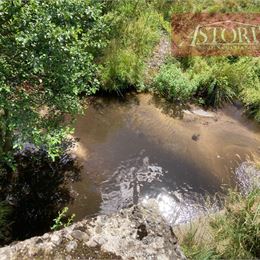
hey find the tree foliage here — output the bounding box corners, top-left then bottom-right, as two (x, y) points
(0, 0), (108, 162)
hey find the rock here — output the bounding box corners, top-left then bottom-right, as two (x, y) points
(66, 241), (77, 253)
(51, 234), (62, 245)
(183, 110), (193, 115)
(28, 246), (40, 257)
(192, 109), (215, 118)
(0, 204), (186, 260)
(35, 237), (44, 244)
(137, 224), (148, 240)
(0, 249), (11, 260)
(42, 233), (50, 240)
(94, 225), (102, 234)
(44, 242), (54, 255)
(85, 240), (98, 247)
(192, 134), (200, 141)
(97, 237), (107, 245)
(70, 230), (88, 241)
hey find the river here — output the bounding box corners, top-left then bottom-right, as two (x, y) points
(69, 93), (260, 225)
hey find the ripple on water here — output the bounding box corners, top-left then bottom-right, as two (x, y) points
(99, 152), (220, 225)
(71, 93), (260, 222)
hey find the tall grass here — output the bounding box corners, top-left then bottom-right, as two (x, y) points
(181, 188), (260, 259)
(100, 0), (169, 93)
(189, 58), (239, 107)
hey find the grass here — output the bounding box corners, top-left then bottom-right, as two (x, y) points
(97, 0), (260, 123)
(100, 0), (168, 93)
(180, 188), (260, 259)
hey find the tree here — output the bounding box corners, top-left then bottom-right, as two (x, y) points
(0, 0), (108, 165)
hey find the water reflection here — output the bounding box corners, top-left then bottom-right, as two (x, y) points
(99, 151), (220, 225)
(235, 161), (260, 194)
(72, 93), (260, 223)
(100, 152), (163, 214)
(142, 190), (220, 225)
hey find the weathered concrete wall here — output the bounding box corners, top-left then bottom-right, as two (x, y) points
(0, 204), (186, 260)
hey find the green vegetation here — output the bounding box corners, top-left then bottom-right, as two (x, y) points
(0, 0), (107, 164)
(181, 189), (260, 259)
(0, 0), (260, 247)
(152, 56), (260, 120)
(51, 207), (75, 231)
(154, 63), (195, 102)
(189, 58), (238, 107)
(100, 0), (169, 93)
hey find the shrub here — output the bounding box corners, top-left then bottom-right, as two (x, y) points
(154, 63), (196, 102)
(0, 0), (108, 162)
(189, 58), (238, 107)
(51, 207), (75, 231)
(242, 86), (260, 122)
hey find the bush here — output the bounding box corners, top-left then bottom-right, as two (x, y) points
(0, 202), (12, 245)
(154, 63), (196, 102)
(0, 0), (109, 162)
(188, 58), (238, 107)
(242, 86), (260, 122)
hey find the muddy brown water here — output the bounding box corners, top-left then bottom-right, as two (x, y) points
(69, 93), (260, 225)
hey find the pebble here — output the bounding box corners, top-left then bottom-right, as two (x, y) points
(85, 240), (98, 247)
(66, 241), (77, 253)
(42, 233), (50, 240)
(94, 225), (102, 234)
(51, 234), (62, 245)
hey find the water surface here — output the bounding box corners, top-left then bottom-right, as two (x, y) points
(70, 93), (260, 224)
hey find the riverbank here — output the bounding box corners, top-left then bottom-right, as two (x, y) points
(178, 188), (260, 259)
(1, 186), (259, 259)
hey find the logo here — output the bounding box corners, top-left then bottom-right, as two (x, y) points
(172, 13), (260, 56)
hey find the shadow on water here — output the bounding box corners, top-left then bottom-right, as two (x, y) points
(148, 94), (188, 119)
(71, 92), (260, 224)
(0, 142), (81, 246)
(89, 91), (140, 109)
